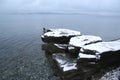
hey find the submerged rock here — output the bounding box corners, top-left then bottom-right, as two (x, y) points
(41, 29), (81, 44)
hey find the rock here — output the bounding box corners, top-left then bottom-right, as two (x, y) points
(51, 53), (98, 80)
(41, 28), (120, 80)
(41, 29), (81, 44)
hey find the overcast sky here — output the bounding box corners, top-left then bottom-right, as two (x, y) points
(0, 0), (120, 13)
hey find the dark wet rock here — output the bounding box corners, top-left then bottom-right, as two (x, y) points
(42, 43), (68, 54)
(66, 46), (80, 57)
(41, 36), (74, 44)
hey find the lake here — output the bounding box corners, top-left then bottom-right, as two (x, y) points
(0, 14), (120, 80)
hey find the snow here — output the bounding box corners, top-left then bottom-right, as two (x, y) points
(43, 29), (81, 37)
(116, 39), (120, 42)
(55, 57), (67, 65)
(69, 35), (102, 47)
(41, 35), (44, 38)
(68, 46), (75, 50)
(78, 53), (96, 59)
(54, 44), (68, 49)
(82, 40), (120, 54)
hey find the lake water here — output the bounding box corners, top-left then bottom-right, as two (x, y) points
(0, 14), (120, 80)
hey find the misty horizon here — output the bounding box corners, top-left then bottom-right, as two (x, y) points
(0, 0), (120, 15)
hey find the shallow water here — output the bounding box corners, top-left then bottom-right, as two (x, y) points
(0, 14), (120, 80)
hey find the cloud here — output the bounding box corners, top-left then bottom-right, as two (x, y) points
(0, 0), (120, 13)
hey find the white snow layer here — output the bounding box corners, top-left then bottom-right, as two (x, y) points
(79, 53), (96, 59)
(62, 62), (77, 71)
(43, 29), (81, 37)
(69, 35), (102, 47)
(82, 40), (120, 54)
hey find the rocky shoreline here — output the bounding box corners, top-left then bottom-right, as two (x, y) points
(41, 28), (120, 80)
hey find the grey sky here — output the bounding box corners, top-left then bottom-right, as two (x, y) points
(0, 0), (120, 13)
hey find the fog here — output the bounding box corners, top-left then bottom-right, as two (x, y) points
(0, 0), (120, 13)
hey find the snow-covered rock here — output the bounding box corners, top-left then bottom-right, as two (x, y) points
(52, 53), (96, 80)
(41, 28), (81, 43)
(81, 40), (120, 55)
(69, 35), (102, 47)
(77, 53), (99, 65)
(43, 29), (81, 37)
(78, 53), (97, 59)
(52, 53), (77, 72)
(78, 40), (120, 66)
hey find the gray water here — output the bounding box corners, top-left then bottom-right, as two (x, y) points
(0, 14), (120, 80)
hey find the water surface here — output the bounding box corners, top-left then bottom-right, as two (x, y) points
(0, 14), (120, 80)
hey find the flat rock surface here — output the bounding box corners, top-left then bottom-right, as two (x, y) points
(69, 35), (102, 47)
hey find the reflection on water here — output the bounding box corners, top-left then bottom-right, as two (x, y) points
(0, 14), (120, 80)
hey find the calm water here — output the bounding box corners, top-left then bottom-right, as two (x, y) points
(0, 14), (120, 80)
